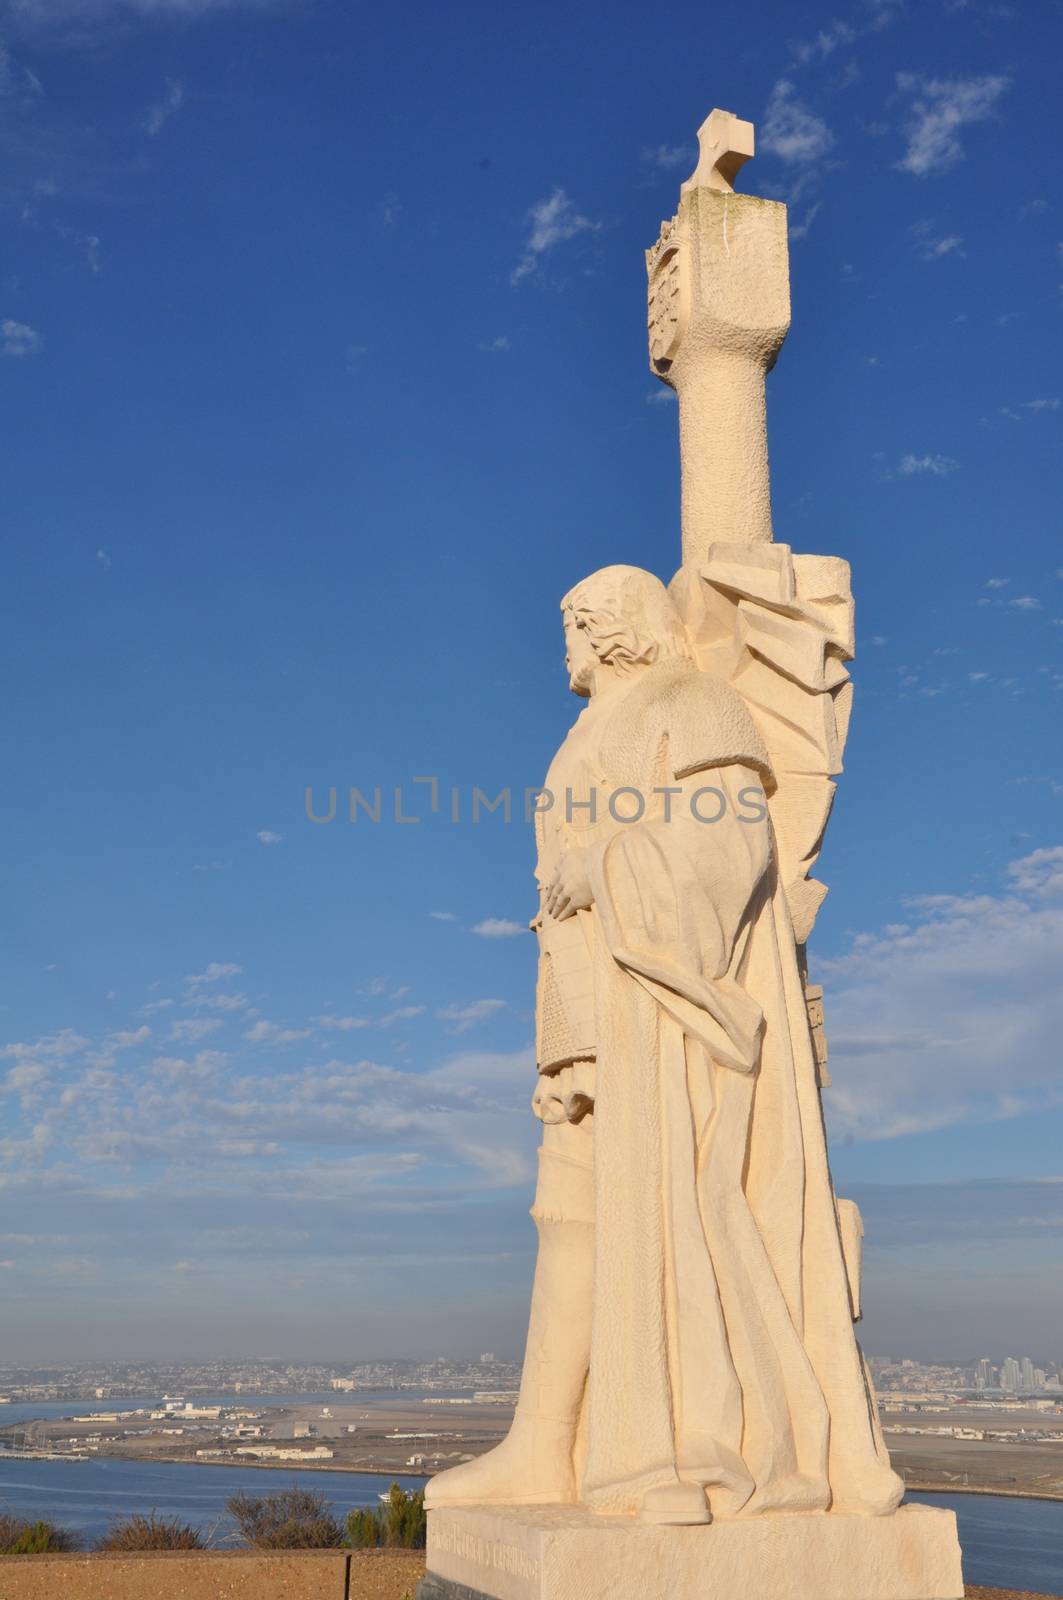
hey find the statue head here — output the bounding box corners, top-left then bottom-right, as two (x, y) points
(560, 564), (692, 697)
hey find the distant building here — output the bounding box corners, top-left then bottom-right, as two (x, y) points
(1001, 1357), (1022, 1393)
(480, 1353), (496, 1364)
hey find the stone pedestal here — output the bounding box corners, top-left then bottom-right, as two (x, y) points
(417, 1502), (963, 1600)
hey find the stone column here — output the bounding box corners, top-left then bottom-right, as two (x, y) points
(647, 110), (790, 562)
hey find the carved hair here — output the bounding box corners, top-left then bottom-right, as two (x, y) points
(561, 565), (692, 673)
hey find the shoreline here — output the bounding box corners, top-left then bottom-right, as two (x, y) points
(905, 1483), (1063, 1506)
(7, 1451), (1061, 1503)
(0, 1450), (432, 1482)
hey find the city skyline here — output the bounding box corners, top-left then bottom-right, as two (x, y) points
(2, 0), (1061, 1362)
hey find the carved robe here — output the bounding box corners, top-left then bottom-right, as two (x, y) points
(534, 659), (901, 1519)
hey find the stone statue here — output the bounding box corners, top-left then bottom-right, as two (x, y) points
(428, 563), (900, 1525)
(419, 108), (963, 1600)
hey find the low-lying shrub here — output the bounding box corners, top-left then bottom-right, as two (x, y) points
(97, 1512), (206, 1551)
(226, 1488), (344, 1550)
(0, 1514), (80, 1555)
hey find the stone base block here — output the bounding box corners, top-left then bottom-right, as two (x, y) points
(418, 1501), (963, 1600)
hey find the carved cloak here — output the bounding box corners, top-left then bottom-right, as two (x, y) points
(572, 663), (901, 1519)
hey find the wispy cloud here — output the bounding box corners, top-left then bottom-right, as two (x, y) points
(898, 453), (959, 476)
(169, 1017), (224, 1043)
(1009, 595), (1042, 611)
(894, 72), (1010, 177)
(437, 998), (507, 1033)
(819, 845), (1063, 1141)
(789, 202), (821, 242)
(791, 18), (856, 63)
(243, 1020), (312, 1045)
(185, 962), (242, 986)
(313, 1007), (424, 1031)
(1, 318), (41, 358)
(511, 189), (599, 286)
(641, 143), (691, 171)
(911, 222), (965, 261)
(143, 77), (183, 137)
(760, 79), (834, 165)
(471, 918), (525, 939)
(256, 829), (284, 845)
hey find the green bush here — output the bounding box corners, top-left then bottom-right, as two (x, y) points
(346, 1483), (426, 1550)
(98, 1512), (206, 1551)
(226, 1488), (344, 1549)
(0, 1514), (79, 1554)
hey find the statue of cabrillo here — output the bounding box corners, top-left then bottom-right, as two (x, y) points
(428, 564), (899, 1524)
(419, 109), (964, 1600)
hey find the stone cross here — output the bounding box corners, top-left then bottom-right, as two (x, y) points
(647, 108), (790, 561)
(680, 108), (754, 196)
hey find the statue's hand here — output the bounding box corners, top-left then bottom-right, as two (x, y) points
(545, 850), (594, 921)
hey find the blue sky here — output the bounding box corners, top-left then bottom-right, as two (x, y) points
(1, 0), (1061, 1366)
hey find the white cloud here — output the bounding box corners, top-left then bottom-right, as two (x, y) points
(3, 1063), (49, 1097)
(471, 918), (526, 939)
(106, 1027), (151, 1050)
(898, 453), (959, 476)
(760, 80), (834, 165)
(985, 577), (1009, 589)
(1, 319), (41, 358)
(511, 189), (598, 286)
(478, 335), (511, 353)
(920, 233), (964, 261)
(646, 388), (677, 406)
(314, 1006), (424, 1031)
(151, 1050), (223, 1082)
(1023, 398), (1060, 414)
(0, 1029), (87, 1062)
(169, 1017), (224, 1043)
(788, 203), (821, 242)
(437, 999), (507, 1033)
(193, 991), (249, 1012)
(96, 548), (111, 570)
(818, 846), (1063, 1141)
(242, 1020), (311, 1045)
(792, 18), (856, 63)
(256, 829), (284, 845)
(185, 962), (242, 985)
(642, 143), (691, 170)
(429, 911), (456, 922)
(143, 78), (183, 137)
(1009, 595), (1042, 611)
(895, 73), (1010, 177)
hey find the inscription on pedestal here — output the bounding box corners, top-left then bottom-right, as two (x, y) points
(433, 1523), (540, 1582)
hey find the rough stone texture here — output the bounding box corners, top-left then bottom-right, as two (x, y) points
(419, 1502), (964, 1600)
(647, 184), (790, 558)
(0, 1546), (426, 1600)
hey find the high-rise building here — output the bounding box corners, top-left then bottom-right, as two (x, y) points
(1020, 1357), (1037, 1391)
(1001, 1356), (1022, 1393)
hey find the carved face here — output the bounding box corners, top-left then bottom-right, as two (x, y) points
(563, 609), (598, 698)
